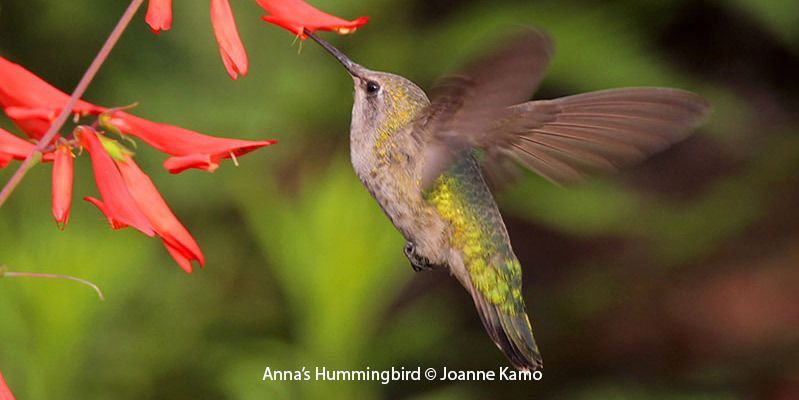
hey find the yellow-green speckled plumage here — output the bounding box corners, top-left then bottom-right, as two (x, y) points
(310, 26), (707, 373)
(425, 155), (541, 369)
(426, 158), (524, 315)
(347, 68), (542, 370)
(367, 77), (529, 318)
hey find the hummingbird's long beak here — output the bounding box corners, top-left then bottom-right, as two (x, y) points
(304, 29), (364, 79)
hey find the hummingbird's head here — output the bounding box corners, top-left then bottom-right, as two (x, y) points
(305, 31), (429, 137)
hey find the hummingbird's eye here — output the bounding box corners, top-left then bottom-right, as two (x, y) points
(366, 81), (380, 94)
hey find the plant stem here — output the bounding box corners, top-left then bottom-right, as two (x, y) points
(1, 267), (106, 301)
(0, 0), (145, 208)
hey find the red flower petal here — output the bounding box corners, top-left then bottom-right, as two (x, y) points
(0, 57), (102, 114)
(256, 0), (369, 39)
(0, 126), (54, 164)
(0, 57), (103, 138)
(52, 145), (74, 230)
(0, 127), (35, 164)
(0, 371), (15, 400)
(109, 112), (276, 174)
(3, 107), (57, 140)
(77, 127), (155, 237)
(116, 155), (205, 272)
(210, 0), (249, 80)
(162, 153), (220, 174)
(0, 56), (276, 175)
(146, 0), (173, 33)
(0, 57), (273, 170)
(83, 196), (124, 229)
(164, 241), (197, 273)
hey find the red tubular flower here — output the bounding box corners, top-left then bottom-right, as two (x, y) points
(77, 126), (156, 237)
(0, 126), (55, 167)
(1, 42), (278, 271)
(211, 0), (248, 80)
(0, 56), (274, 173)
(116, 155), (205, 272)
(0, 57), (102, 139)
(52, 145), (74, 229)
(77, 127), (204, 271)
(0, 371), (15, 400)
(146, 0), (173, 33)
(256, 0), (369, 39)
(0, 58), (99, 111)
(3, 107), (59, 140)
(145, 0), (247, 79)
(109, 112), (276, 173)
(0, 127), (35, 168)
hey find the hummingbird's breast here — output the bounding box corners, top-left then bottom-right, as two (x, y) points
(350, 107), (451, 265)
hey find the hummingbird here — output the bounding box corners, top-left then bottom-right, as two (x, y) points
(303, 28), (710, 370)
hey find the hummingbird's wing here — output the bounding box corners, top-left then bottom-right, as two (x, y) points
(419, 30), (711, 187)
(419, 29), (554, 187)
(479, 87), (711, 185)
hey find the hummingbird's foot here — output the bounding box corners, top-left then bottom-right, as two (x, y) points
(403, 241), (440, 272)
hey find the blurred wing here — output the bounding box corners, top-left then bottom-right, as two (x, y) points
(419, 29), (554, 187)
(488, 88), (711, 185)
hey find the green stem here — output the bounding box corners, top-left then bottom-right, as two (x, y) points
(1, 266), (106, 301)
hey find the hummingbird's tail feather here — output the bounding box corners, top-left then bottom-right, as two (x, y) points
(468, 284), (543, 371)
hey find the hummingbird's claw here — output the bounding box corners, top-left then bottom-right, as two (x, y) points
(403, 241), (440, 272)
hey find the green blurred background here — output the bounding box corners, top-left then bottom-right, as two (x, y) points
(1, 0), (798, 398)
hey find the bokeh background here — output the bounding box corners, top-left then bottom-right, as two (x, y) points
(1, 0), (798, 398)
